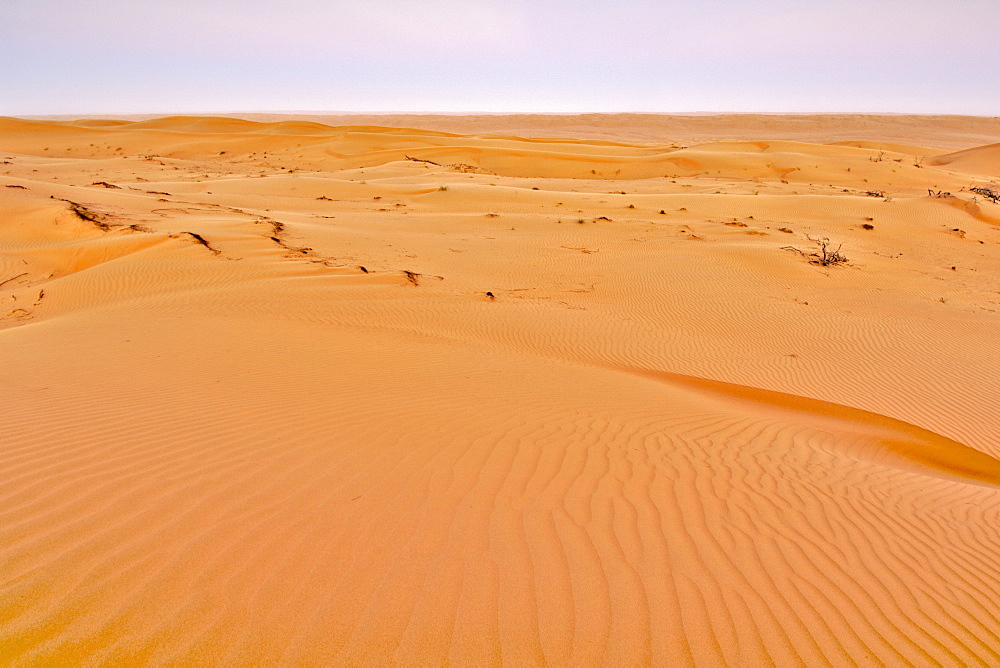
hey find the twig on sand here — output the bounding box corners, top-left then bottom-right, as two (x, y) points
(0, 272), (28, 289)
(404, 155), (441, 166)
(183, 231), (221, 255)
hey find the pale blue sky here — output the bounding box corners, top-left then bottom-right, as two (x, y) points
(3, 0), (998, 115)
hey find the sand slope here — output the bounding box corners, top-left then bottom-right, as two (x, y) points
(928, 143), (1000, 177)
(2, 115), (1000, 665)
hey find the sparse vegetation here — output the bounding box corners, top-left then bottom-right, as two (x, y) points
(812, 238), (848, 266)
(782, 237), (849, 266)
(970, 186), (999, 204)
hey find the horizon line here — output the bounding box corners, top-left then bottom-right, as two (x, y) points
(12, 110), (1000, 120)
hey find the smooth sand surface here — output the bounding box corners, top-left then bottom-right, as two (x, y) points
(2, 114), (1000, 665)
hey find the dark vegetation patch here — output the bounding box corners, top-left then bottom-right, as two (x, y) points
(970, 186), (999, 204)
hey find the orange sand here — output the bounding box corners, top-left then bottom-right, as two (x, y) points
(2, 114), (1000, 664)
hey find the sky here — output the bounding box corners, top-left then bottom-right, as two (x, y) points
(3, 0), (998, 115)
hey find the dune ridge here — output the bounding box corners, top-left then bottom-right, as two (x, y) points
(24, 112), (1000, 149)
(2, 115), (1000, 665)
(928, 143), (1000, 177)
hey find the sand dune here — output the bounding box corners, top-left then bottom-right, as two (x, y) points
(29, 112), (1000, 150)
(2, 114), (1000, 664)
(928, 143), (1000, 177)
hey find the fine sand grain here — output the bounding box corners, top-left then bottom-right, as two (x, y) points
(2, 114), (1000, 665)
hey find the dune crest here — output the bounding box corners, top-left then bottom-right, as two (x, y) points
(2, 115), (1000, 664)
(928, 142), (1000, 177)
(635, 368), (1000, 487)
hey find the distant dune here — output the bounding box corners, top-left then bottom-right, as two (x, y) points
(2, 114), (1000, 664)
(928, 142), (1000, 177)
(25, 112), (1000, 149)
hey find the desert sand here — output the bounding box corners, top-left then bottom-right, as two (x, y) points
(2, 113), (1000, 665)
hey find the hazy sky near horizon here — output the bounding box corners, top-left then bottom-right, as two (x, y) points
(3, 0), (998, 115)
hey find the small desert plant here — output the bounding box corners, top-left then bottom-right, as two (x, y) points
(783, 237), (848, 266)
(812, 238), (848, 266)
(438, 185), (448, 191)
